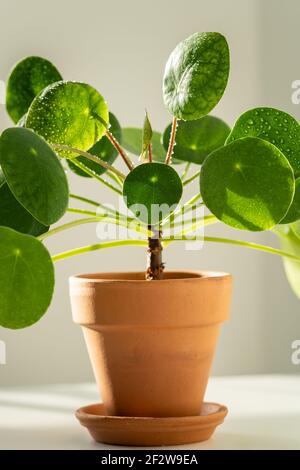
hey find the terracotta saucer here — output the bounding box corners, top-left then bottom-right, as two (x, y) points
(75, 402), (228, 446)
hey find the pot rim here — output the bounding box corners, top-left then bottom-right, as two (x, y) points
(69, 270), (231, 285)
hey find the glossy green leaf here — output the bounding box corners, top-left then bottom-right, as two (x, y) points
(276, 227), (300, 299)
(0, 227), (54, 329)
(123, 162), (183, 224)
(163, 32), (229, 120)
(0, 127), (69, 225)
(6, 56), (62, 124)
(0, 183), (48, 235)
(200, 137), (295, 231)
(227, 107), (300, 175)
(26, 81), (109, 157)
(162, 116), (230, 164)
(67, 112), (121, 177)
(280, 177), (300, 224)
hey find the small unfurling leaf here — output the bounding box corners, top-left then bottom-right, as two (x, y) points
(140, 111), (153, 161)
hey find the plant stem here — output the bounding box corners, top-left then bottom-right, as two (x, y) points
(148, 143), (153, 163)
(69, 159), (123, 195)
(39, 212), (151, 241)
(162, 193), (202, 226)
(181, 162), (191, 182)
(105, 129), (134, 171)
(67, 207), (151, 236)
(183, 170), (201, 186)
(70, 193), (101, 208)
(50, 230), (300, 264)
(67, 206), (135, 225)
(169, 214), (217, 230)
(52, 239), (148, 262)
(163, 235), (300, 262)
(52, 143), (126, 179)
(67, 207), (101, 216)
(146, 227), (164, 280)
(163, 216), (217, 248)
(106, 170), (123, 187)
(165, 117), (178, 165)
(38, 217), (107, 241)
(69, 194), (126, 219)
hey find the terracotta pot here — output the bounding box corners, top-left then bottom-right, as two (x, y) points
(69, 271), (232, 418)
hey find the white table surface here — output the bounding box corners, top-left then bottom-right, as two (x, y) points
(0, 375), (299, 450)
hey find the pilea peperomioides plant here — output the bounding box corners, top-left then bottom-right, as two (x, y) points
(1, 31), (300, 330)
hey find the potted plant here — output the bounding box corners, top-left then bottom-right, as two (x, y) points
(1, 31), (300, 444)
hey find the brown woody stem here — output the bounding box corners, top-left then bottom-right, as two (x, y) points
(165, 116), (178, 165)
(148, 142), (153, 163)
(146, 228), (164, 280)
(105, 129), (134, 171)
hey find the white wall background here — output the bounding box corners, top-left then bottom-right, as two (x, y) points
(0, 0), (299, 385)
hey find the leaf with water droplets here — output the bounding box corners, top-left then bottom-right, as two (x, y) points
(26, 81), (109, 157)
(200, 137), (295, 231)
(6, 56), (62, 124)
(67, 112), (121, 177)
(227, 107), (300, 175)
(163, 32), (230, 120)
(162, 116), (230, 164)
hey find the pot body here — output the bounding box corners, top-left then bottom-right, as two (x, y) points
(70, 271), (232, 417)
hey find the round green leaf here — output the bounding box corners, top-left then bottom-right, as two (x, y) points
(0, 183), (48, 235)
(26, 81), (109, 157)
(123, 163), (183, 225)
(163, 32), (230, 120)
(162, 116), (230, 164)
(6, 56), (62, 124)
(0, 183), (48, 236)
(280, 177), (300, 224)
(0, 227), (54, 329)
(0, 127), (69, 226)
(200, 137), (295, 231)
(227, 107), (300, 175)
(67, 112), (121, 177)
